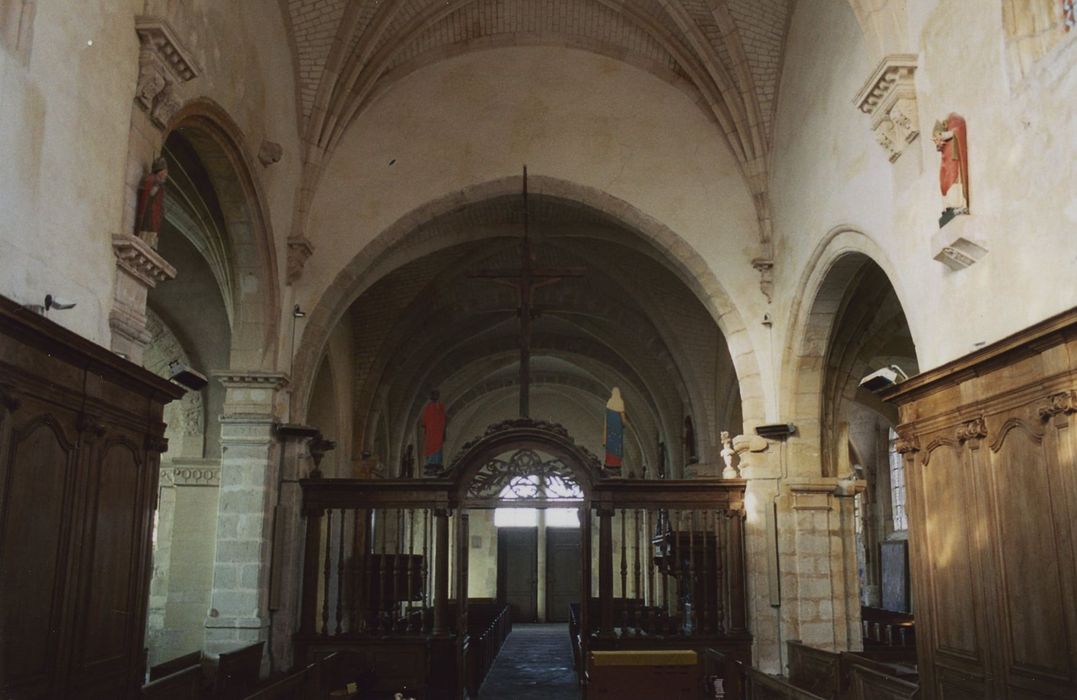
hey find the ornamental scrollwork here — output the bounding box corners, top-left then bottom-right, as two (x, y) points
(1037, 391), (1076, 422)
(956, 416), (988, 444)
(467, 448), (583, 502)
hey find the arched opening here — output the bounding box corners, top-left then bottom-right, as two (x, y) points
(787, 246), (919, 653)
(143, 111), (277, 664)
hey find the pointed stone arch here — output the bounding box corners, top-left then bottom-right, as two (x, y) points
(291, 175), (764, 434)
(163, 99), (282, 370)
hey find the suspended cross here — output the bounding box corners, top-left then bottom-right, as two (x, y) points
(468, 167), (585, 418)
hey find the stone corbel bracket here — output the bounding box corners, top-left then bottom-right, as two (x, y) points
(134, 16), (201, 129)
(110, 233), (177, 361)
(286, 236), (315, 285)
(854, 54), (919, 162)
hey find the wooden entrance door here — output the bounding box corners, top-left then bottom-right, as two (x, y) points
(545, 528), (581, 623)
(497, 528), (537, 622)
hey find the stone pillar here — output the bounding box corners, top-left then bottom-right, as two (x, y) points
(778, 481), (864, 659)
(204, 371), (287, 667)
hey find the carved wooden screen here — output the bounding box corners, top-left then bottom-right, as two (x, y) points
(466, 448), (584, 506)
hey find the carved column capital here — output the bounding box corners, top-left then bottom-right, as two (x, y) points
(76, 412), (107, 443)
(134, 17), (200, 129)
(854, 54), (919, 162)
(956, 416), (988, 447)
(894, 432), (920, 454)
(1038, 390), (1077, 425)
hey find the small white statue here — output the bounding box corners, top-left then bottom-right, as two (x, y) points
(720, 431), (739, 478)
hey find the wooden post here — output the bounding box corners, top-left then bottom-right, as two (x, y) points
(433, 508), (450, 635)
(579, 505), (592, 673)
(598, 506), (614, 636)
(300, 509), (323, 635)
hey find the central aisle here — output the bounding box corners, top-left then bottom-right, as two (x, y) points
(476, 623), (580, 699)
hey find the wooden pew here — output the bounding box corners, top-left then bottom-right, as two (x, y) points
(215, 642), (265, 700)
(786, 641), (840, 699)
(242, 664), (321, 700)
(745, 667), (827, 700)
(141, 665), (203, 700)
(149, 650), (203, 682)
(839, 653), (918, 700)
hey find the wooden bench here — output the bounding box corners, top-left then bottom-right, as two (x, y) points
(787, 641), (841, 699)
(215, 641), (265, 699)
(142, 665), (203, 700)
(589, 650), (698, 699)
(242, 663), (322, 700)
(149, 650), (203, 682)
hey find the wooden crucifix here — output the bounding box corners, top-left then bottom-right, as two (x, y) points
(469, 167), (584, 418)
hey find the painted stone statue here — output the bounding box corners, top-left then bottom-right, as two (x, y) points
(720, 431), (739, 479)
(401, 443), (415, 478)
(932, 113), (969, 227)
(421, 389), (447, 475)
(136, 157), (169, 245)
(604, 387), (627, 472)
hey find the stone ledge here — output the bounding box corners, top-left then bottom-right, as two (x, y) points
(112, 233), (177, 287)
(931, 215), (988, 270)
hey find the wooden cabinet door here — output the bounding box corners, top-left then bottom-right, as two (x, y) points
(0, 393), (81, 699)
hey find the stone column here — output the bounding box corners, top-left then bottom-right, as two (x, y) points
(778, 481), (864, 659)
(204, 371), (287, 668)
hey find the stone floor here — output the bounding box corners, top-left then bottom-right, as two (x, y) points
(476, 623), (581, 699)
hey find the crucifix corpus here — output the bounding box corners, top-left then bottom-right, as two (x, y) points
(468, 167), (585, 418)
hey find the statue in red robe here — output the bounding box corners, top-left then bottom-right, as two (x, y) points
(932, 113), (969, 227)
(421, 389), (447, 474)
(136, 157), (169, 245)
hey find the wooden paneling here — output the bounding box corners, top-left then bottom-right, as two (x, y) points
(883, 307), (1077, 699)
(0, 295), (182, 699)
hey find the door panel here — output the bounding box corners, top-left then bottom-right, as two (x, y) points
(498, 528), (537, 622)
(546, 528), (581, 623)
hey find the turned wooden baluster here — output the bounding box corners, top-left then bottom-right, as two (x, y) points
(702, 510), (712, 633)
(381, 506), (394, 633)
(433, 508), (450, 635)
(619, 509), (629, 632)
(641, 506), (650, 633)
(393, 508), (403, 631)
(598, 506), (614, 636)
(407, 508), (416, 632)
(354, 508), (369, 633)
(322, 509), (333, 636)
(300, 508), (323, 635)
(335, 509), (345, 635)
(422, 508), (431, 633)
(714, 509), (725, 633)
(631, 509), (640, 634)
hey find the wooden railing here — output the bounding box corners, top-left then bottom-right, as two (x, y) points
(297, 477), (750, 697)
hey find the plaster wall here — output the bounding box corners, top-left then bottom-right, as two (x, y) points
(771, 0), (1077, 376)
(0, 0), (141, 344)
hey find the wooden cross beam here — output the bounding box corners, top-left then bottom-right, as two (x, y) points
(469, 167), (584, 418)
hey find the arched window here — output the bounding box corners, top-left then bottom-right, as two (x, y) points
(492, 472), (582, 528)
